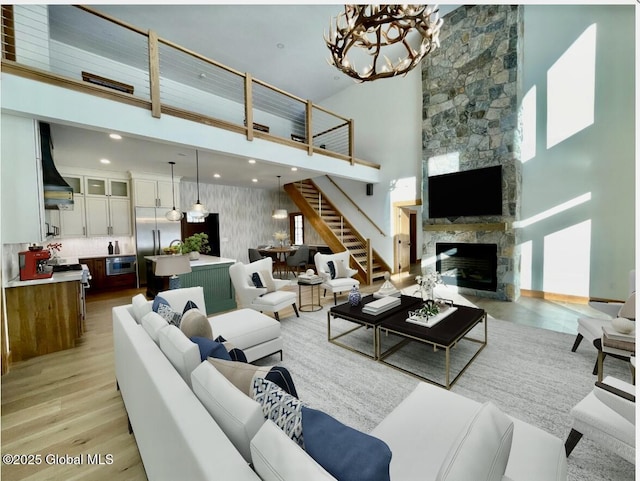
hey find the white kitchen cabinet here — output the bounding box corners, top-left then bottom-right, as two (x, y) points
(62, 175), (84, 195)
(86, 195), (131, 237)
(85, 178), (131, 236)
(133, 177), (179, 209)
(1, 115), (47, 243)
(86, 177), (128, 198)
(109, 197), (132, 236)
(59, 194), (87, 237)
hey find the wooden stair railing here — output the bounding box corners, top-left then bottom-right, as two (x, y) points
(284, 180), (390, 285)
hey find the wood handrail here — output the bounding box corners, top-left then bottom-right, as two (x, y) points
(326, 176), (386, 237)
(3, 5), (381, 171)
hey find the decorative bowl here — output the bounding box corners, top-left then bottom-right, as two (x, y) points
(611, 317), (635, 335)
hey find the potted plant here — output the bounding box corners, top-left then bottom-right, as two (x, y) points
(181, 233), (211, 260)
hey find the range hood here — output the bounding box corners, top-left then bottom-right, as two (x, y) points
(40, 122), (74, 210)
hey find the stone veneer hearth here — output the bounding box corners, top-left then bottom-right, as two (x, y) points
(421, 5), (523, 301)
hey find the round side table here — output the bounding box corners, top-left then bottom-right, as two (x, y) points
(298, 279), (323, 312)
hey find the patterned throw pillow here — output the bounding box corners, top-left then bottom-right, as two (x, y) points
(327, 261), (337, 279)
(252, 378), (304, 447)
(152, 297), (200, 328)
(152, 296), (182, 327)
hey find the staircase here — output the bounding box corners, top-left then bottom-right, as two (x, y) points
(284, 179), (390, 285)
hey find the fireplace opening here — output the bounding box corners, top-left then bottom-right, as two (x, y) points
(436, 243), (498, 292)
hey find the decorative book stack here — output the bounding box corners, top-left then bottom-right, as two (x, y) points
(602, 325), (636, 354)
(298, 273), (322, 284)
(362, 296), (401, 315)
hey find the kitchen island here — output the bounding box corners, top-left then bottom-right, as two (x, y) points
(5, 268), (88, 361)
(144, 255), (236, 315)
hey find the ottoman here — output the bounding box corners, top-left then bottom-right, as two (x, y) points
(209, 308), (283, 363)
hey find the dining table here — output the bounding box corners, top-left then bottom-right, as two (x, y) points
(258, 246), (297, 278)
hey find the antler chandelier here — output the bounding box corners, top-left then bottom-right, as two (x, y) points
(325, 5), (443, 82)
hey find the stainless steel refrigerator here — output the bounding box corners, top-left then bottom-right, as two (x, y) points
(134, 207), (182, 286)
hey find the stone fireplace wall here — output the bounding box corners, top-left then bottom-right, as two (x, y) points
(421, 5), (523, 301)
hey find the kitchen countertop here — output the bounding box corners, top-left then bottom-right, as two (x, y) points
(144, 255), (235, 267)
(6, 265), (89, 288)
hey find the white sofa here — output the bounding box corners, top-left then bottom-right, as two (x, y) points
(113, 288), (568, 481)
(113, 300), (262, 481)
(250, 382), (568, 481)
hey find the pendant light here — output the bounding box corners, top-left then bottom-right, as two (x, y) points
(165, 161), (183, 221)
(272, 175), (287, 219)
(188, 150), (209, 221)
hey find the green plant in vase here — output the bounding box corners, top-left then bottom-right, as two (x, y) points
(181, 233), (211, 259)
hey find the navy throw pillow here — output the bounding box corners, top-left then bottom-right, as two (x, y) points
(302, 406), (392, 481)
(191, 336), (232, 362)
(183, 300), (199, 313)
(251, 272), (264, 288)
(265, 366), (298, 398)
(214, 335), (248, 363)
(327, 261), (337, 279)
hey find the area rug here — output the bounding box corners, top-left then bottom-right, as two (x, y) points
(257, 304), (635, 481)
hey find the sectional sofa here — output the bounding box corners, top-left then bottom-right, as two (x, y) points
(112, 287), (568, 481)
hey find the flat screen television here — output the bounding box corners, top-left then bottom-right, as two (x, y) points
(428, 165), (502, 218)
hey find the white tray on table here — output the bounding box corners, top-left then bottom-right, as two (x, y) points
(406, 305), (457, 328)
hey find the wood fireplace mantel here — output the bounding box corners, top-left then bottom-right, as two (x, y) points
(424, 222), (508, 232)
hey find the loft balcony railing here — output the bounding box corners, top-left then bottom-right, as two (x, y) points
(1, 5), (379, 170)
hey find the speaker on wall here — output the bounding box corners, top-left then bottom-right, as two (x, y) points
(366, 183), (373, 196)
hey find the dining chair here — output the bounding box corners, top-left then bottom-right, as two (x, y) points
(248, 248), (265, 263)
(286, 245), (309, 277)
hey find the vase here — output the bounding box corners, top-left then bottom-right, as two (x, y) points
(421, 286), (433, 302)
(348, 285), (361, 306)
(188, 251), (200, 261)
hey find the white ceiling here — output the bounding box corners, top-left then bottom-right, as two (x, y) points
(45, 4), (458, 189)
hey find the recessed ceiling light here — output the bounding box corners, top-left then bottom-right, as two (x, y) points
(291, 167), (298, 171)
(213, 173), (221, 178)
(248, 159), (256, 164)
(100, 158), (111, 164)
(109, 133), (122, 140)
(252, 178), (258, 183)
(276, 43), (285, 49)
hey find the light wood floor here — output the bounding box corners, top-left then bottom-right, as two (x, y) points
(1, 270), (604, 480)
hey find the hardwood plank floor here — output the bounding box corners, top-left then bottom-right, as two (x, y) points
(1, 288), (147, 481)
(1, 271), (605, 480)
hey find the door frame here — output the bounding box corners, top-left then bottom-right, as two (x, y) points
(393, 199), (422, 274)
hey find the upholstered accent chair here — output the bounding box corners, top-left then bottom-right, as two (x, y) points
(229, 257), (299, 321)
(571, 270), (636, 374)
(314, 250), (360, 305)
(286, 245), (309, 277)
(565, 376), (635, 463)
(248, 248), (266, 263)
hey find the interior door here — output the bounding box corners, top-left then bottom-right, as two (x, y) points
(397, 208), (411, 273)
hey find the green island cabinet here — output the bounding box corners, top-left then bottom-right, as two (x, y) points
(145, 255), (236, 315)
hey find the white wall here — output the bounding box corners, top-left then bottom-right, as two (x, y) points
(520, 5), (635, 299)
(319, 68), (424, 265)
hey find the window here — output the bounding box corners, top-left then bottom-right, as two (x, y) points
(290, 213), (304, 245)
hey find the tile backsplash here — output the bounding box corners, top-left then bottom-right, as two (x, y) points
(2, 237), (134, 285)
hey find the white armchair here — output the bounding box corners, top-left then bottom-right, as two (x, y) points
(229, 257), (298, 321)
(565, 376), (635, 463)
(314, 250), (360, 305)
(571, 270), (635, 374)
